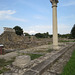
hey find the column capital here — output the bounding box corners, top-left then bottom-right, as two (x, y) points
(50, 0), (59, 7)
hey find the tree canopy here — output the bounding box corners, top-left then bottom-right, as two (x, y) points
(71, 24), (75, 38)
(35, 32), (50, 38)
(24, 33), (30, 36)
(13, 26), (23, 36)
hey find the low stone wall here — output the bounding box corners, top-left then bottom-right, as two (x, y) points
(23, 43), (75, 75)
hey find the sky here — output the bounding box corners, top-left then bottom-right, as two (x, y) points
(0, 0), (75, 35)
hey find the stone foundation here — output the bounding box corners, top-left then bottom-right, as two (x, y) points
(1, 42), (75, 75)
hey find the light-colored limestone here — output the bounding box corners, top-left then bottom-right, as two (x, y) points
(50, 0), (59, 50)
(12, 55), (31, 68)
(0, 52), (18, 61)
(4, 27), (15, 32)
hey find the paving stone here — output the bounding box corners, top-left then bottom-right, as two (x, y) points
(23, 70), (38, 75)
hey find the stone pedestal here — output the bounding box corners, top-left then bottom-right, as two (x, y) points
(13, 55), (31, 68)
(50, 0), (59, 50)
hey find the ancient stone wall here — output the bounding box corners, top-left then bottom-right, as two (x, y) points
(0, 28), (52, 49)
(0, 27), (75, 50)
(4, 27), (15, 32)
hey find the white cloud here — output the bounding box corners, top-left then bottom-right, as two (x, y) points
(0, 24), (72, 35)
(30, 25), (51, 29)
(58, 24), (72, 34)
(0, 10), (27, 22)
(23, 24), (72, 35)
(0, 27), (4, 35)
(0, 10), (16, 15)
(7, 16), (27, 22)
(24, 30), (38, 35)
(24, 25), (52, 35)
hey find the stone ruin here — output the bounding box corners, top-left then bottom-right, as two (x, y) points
(0, 27), (52, 50)
(0, 27), (74, 50)
(4, 27), (15, 33)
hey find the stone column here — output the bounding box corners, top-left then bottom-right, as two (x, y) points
(50, 0), (59, 49)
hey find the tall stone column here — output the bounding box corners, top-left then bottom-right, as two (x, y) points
(50, 0), (59, 49)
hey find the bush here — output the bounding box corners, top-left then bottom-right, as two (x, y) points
(13, 26), (23, 36)
(71, 24), (75, 38)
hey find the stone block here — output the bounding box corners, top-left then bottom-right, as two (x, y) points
(0, 52), (18, 61)
(12, 55), (31, 68)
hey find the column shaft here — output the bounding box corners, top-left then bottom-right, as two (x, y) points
(52, 6), (58, 48)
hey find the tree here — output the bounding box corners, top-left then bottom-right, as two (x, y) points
(71, 24), (75, 38)
(35, 33), (44, 38)
(43, 32), (50, 38)
(13, 26), (23, 36)
(35, 32), (50, 38)
(58, 34), (71, 38)
(24, 33), (30, 36)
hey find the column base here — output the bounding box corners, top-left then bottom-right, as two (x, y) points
(52, 45), (60, 50)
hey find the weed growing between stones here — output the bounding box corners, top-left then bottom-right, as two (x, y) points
(27, 54), (43, 60)
(16, 53), (43, 60)
(0, 67), (10, 74)
(47, 49), (53, 52)
(0, 58), (15, 74)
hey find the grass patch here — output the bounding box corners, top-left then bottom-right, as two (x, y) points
(48, 42), (52, 45)
(18, 53), (43, 60)
(0, 58), (15, 74)
(61, 50), (75, 75)
(27, 54), (43, 60)
(0, 59), (6, 67)
(0, 67), (10, 74)
(34, 49), (52, 53)
(47, 49), (52, 52)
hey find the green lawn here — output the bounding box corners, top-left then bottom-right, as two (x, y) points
(27, 54), (43, 60)
(61, 50), (75, 75)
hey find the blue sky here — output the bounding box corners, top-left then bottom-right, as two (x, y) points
(0, 0), (75, 35)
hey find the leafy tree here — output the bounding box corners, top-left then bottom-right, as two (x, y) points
(71, 24), (75, 38)
(43, 32), (49, 38)
(58, 34), (71, 38)
(49, 35), (53, 38)
(35, 32), (50, 38)
(24, 33), (30, 36)
(35, 33), (44, 38)
(13, 26), (23, 36)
